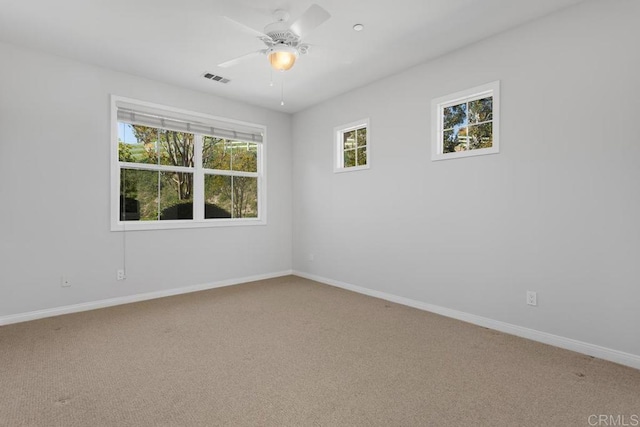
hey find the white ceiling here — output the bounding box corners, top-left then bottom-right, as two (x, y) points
(0, 0), (586, 113)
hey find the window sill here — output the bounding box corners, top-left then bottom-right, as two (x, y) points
(431, 146), (499, 161)
(334, 165), (370, 174)
(110, 218), (266, 232)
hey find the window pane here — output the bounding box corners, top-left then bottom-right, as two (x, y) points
(204, 175), (258, 218)
(357, 147), (367, 166)
(443, 103), (467, 130)
(159, 171), (193, 220)
(157, 130), (195, 168)
(443, 129), (458, 153)
(119, 169), (194, 221)
(118, 122), (155, 164)
(120, 169), (162, 220)
(118, 124), (195, 168)
(120, 168), (153, 220)
(232, 142), (258, 172)
(468, 123), (493, 150)
(204, 175), (232, 218)
(232, 176), (258, 218)
(206, 139), (260, 172)
(203, 137), (231, 170)
(344, 149), (356, 167)
(343, 130), (356, 150)
(468, 97), (493, 124)
(356, 127), (367, 147)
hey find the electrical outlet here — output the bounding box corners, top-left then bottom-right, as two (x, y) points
(61, 276), (71, 287)
(526, 291), (537, 306)
(117, 269), (126, 281)
(308, 253), (315, 262)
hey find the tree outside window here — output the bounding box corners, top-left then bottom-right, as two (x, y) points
(335, 119), (370, 172)
(432, 81), (500, 161)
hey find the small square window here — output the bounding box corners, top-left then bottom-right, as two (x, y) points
(334, 119), (370, 172)
(432, 81), (500, 161)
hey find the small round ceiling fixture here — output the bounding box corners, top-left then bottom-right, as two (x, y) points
(353, 23), (364, 32)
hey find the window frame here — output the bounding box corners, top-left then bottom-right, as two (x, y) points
(334, 118), (370, 173)
(110, 95), (266, 231)
(431, 81), (500, 161)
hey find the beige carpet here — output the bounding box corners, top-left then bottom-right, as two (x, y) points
(1, 276), (639, 426)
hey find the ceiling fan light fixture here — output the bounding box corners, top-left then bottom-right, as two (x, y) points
(268, 45), (298, 71)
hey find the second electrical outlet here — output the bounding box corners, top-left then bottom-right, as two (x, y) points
(526, 291), (537, 306)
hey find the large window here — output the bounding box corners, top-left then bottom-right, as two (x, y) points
(111, 96), (265, 230)
(431, 81), (500, 161)
(334, 119), (370, 172)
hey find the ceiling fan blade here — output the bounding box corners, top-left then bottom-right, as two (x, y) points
(289, 4), (331, 38)
(218, 50), (265, 68)
(222, 16), (270, 40)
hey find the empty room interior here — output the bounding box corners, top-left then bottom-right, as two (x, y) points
(1, 0), (639, 425)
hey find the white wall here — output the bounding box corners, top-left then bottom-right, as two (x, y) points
(0, 42), (292, 317)
(292, 0), (640, 358)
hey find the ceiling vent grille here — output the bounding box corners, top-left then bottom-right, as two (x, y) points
(203, 73), (230, 84)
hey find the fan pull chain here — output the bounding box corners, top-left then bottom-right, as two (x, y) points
(280, 75), (285, 106)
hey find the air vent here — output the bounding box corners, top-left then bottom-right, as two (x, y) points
(203, 73), (230, 84)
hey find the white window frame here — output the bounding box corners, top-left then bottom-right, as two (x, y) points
(110, 95), (267, 231)
(334, 118), (370, 173)
(431, 81), (500, 161)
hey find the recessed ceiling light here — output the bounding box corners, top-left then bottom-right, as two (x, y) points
(353, 24), (364, 32)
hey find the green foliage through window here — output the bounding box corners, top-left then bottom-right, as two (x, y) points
(442, 96), (493, 153)
(118, 122), (259, 222)
(341, 126), (367, 168)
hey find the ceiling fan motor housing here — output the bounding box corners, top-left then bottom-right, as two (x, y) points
(264, 20), (299, 44)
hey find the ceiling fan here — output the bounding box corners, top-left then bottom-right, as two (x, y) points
(218, 4), (331, 72)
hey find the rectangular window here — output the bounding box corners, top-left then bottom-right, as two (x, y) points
(432, 81), (500, 161)
(334, 119), (370, 172)
(111, 96), (265, 231)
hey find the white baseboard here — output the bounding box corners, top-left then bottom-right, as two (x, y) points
(293, 271), (640, 371)
(0, 270), (293, 326)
